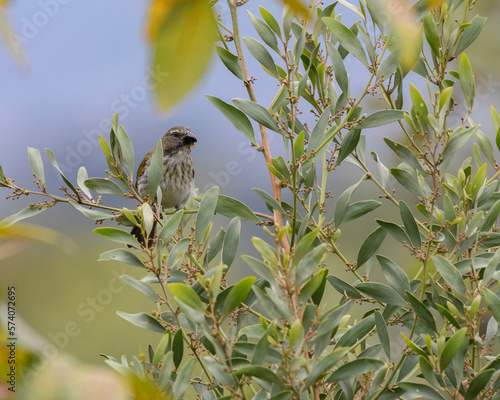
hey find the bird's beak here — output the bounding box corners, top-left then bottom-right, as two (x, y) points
(183, 131), (197, 147)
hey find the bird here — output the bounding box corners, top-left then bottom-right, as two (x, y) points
(131, 126), (197, 246)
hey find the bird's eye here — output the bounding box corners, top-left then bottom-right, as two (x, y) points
(172, 132), (181, 137)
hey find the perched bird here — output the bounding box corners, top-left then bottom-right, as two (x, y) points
(131, 126), (197, 246)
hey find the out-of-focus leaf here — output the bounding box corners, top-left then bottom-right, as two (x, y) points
(206, 96), (256, 145)
(376, 49), (400, 82)
(173, 358), (194, 400)
(409, 84), (428, 119)
(423, 13), (440, 56)
(117, 311), (165, 333)
(149, 0), (216, 110)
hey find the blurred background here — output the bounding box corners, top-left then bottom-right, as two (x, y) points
(0, 0), (499, 371)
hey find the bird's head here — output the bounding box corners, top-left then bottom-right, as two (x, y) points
(161, 126), (197, 152)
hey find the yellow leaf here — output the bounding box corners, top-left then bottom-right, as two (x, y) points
(389, 2), (422, 74)
(279, 0), (308, 17)
(151, 0), (217, 110)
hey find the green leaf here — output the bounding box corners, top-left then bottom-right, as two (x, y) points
(172, 328), (184, 369)
(326, 42), (348, 94)
(376, 49), (400, 82)
(248, 11), (279, 52)
(420, 356), (441, 389)
(45, 148), (80, 200)
(481, 199), (500, 231)
(399, 200), (421, 248)
(465, 369), (495, 400)
(440, 328), (467, 370)
(67, 199), (113, 221)
(233, 365), (282, 383)
(116, 311), (165, 333)
(397, 382), (445, 400)
(168, 283), (204, 313)
(147, 140), (163, 200)
(242, 36), (278, 78)
(222, 217), (240, 268)
(344, 200), (381, 222)
(99, 248), (144, 268)
(216, 46), (245, 81)
(376, 255), (410, 297)
(173, 358), (194, 400)
(152, 0), (216, 110)
(409, 84), (428, 119)
(432, 255), (466, 297)
(157, 210), (184, 248)
(335, 315), (375, 349)
(152, 332), (170, 366)
(121, 275), (158, 302)
(376, 220), (411, 245)
(384, 138), (425, 174)
(232, 98), (281, 133)
(216, 194), (260, 223)
(93, 227), (140, 248)
(322, 18), (368, 67)
(423, 14), (440, 56)
(115, 125), (135, 177)
(442, 125), (479, 162)
(336, 129), (361, 166)
(77, 167), (92, 199)
(459, 53), (475, 111)
(296, 244), (327, 287)
(356, 110), (405, 129)
(252, 188), (286, 215)
(435, 304), (461, 330)
(455, 15), (486, 55)
(242, 255), (275, 283)
(483, 287), (500, 325)
(84, 178), (124, 196)
(327, 276), (362, 299)
(355, 282), (407, 307)
(307, 108), (331, 153)
(438, 87), (454, 113)
(221, 276), (256, 321)
(357, 227), (387, 268)
(206, 96), (256, 145)
(406, 291), (437, 332)
(259, 6), (281, 38)
(293, 228), (319, 265)
(390, 168), (426, 198)
(334, 180), (361, 228)
(374, 312), (390, 361)
(166, 237), (190, 270)
(475, 128), (495, 166)
(305, 348), (348, 387)
(27, 147), (45, 186)
(328, 358), (384, 382)
(195, 186), (219, 243)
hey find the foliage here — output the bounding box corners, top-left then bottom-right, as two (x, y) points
(2, 0), (500, 399)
